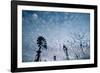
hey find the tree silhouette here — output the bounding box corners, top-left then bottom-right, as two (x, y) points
(34, 36), (47, 62)
(69, 32), (90, 59)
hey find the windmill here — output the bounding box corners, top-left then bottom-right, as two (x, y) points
(34, 36), (47, 62)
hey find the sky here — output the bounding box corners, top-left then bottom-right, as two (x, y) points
(22, 10), (90, 62)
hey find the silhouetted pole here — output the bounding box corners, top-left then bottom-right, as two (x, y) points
(34, 46), (41, 61)
(63, 45), (69, 60)
(54, 56), (56, 61)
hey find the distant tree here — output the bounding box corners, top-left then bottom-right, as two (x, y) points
(34, 36), (47, 62)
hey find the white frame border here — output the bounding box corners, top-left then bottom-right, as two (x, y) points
(17, 5), (94, 68)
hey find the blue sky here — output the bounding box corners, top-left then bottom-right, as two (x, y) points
(22, 10), (90, 62)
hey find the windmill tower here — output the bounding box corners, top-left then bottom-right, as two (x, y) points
(34, 36), (47, 62)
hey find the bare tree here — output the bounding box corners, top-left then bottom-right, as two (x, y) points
(74, 32), (87, 55)
(69, 32), (90, 59)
